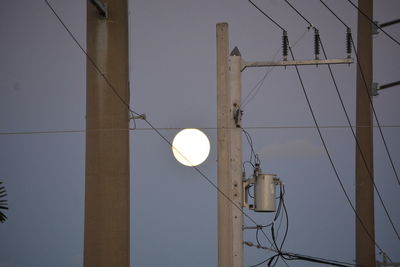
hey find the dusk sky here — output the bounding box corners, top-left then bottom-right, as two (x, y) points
(1, 0), (399, 266)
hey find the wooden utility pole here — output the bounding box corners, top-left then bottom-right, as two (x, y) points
(355, 0), (375, 266)
(84, 1), (130, 266)
(216, 23), (244, 267)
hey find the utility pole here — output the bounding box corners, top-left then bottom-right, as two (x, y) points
(216, 23), (243, 267)
(84, 1), (130, 266)
(216, 23), (352, 267)
(355, 1), (375, 266)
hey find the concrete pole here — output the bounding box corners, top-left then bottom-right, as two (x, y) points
(84, 1), (130, 266)
(355, 0), (375, 266)
(217, 23), (243, 267)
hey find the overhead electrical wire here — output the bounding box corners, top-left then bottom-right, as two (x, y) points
(43, 0), (397, 265)
(43, 2), (361, 266)
(43, 0), (282, 254)
(284, 0), (400, 243)
(345, 0), (400, 46)
(247, 0), (392, 259)
(247, 0), (285, 31)
(245, 241), (364, 267)
(319, 0), (400, 190)
(244, 2), (363, 265)
(240, 27), (311, 109)
(351, 34), (400, 187)
(1, 124), (399, 136)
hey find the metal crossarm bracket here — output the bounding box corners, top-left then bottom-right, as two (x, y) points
(241, 58), (353, 71)
(372, 80), (400, 96)
(90, 0), (108, 18)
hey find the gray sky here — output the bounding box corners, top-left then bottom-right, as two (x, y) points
(1, 0), (399, 266)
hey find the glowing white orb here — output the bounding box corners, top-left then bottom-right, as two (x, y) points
(172, 128), (210, 166)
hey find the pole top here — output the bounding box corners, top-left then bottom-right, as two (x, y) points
(230, 46), (241, 56)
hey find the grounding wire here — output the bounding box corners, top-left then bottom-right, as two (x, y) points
(346, 0), (400, 46)
(318, 0), (400, 187)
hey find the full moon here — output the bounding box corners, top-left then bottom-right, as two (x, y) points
(172, 128), (210, 166)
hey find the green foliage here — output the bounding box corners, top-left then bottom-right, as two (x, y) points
(0, 181), (8, 223)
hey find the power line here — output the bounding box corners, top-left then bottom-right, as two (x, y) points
(319, 0), (348, 28)
(283, 0), (313, 27)
(284, 0), (400, 244)
(247, 0), (391, 257)
(319, 0), (400, 188)
(240, 27), (311, 109)
(44, 0), (282, 252)
(318, 0), (400, 186)
(43, 0), (398, 265)
(346, 0), (400, 46)
(245, 241), (362, 267)
(247, 0), (285, 32)
(43, 2), (365, 266)
(322, 36), (400, 241)
(289, 42), (388, 259)
(350, 35), (400, 184)
(2, 124), (399, 136)
(44, 0), (135, 117)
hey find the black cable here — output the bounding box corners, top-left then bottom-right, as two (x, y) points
(283, 0), (313, 27)
(248, 253), (276, 267)
(346, 0), (400, 46)
(351, 37), (400, 188)
(246, 1), (393, 264)
(320, 0), (400, 188)
(350, 37), (400, 240)
(1, 124), (400, 136)
(242, 128), (260, 166)
(143, 119), (276, 246)
(46, 1), (397, 265)
(319, 0), (349, 28)
(320, 39), (400, 241)
(44, 0), (136, 117)
(241, 67), (275, 109)
(240, 28), (311, 109)
(288, 44), (389, 255)
(285, 0), (400, 249)
(43, 0), (280, 251)
(247, 0), (286, 32)
(279, 185), (289, 253)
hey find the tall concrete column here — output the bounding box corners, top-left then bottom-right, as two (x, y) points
(355, 0), (375, 266)
(84, 1), (130, 266)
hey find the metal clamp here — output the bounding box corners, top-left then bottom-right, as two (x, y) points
(130, 113), (146, 121)
(90, 0), (108, 18)
(233, 105), (243, 128)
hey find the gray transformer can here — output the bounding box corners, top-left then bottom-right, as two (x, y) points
(254, 174), (278, 212)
